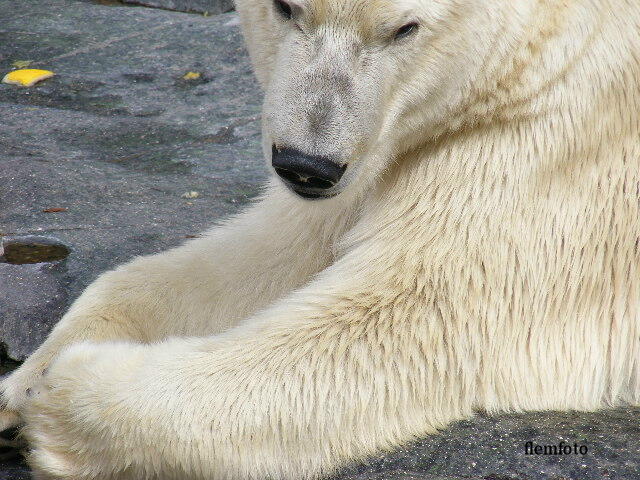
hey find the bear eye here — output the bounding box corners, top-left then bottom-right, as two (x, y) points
(274, 0), (293, 20)
(394, 22), (419, 40)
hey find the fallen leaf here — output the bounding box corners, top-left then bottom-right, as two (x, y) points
(182, 71), (201, 80)
(42, 207), (67, 213)
(2, 69), (55, 87)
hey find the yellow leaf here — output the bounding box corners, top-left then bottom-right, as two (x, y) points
(182, 71), (201, 80)
(2, 69), (55, 87)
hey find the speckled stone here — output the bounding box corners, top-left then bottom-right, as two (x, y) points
(0, 236), (72, 363)
(121, 0), (234, 14)
(0, 0), (265, 362)
(0, 250), (72, 362)
(333, 408), (640, 480)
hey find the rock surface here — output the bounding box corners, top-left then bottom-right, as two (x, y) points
(332, 408), (640, 480)
(0, 0), (265, 364)
(122, 0), (234, 15)
(0, 244), (72, 362)
(0, 1), (638, 479)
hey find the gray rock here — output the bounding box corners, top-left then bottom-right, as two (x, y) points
(0, 1), (638, 480)
(0, 238), (72, 362)
(0, 0), (265, 363)
(342, 473), (458, 480)
(0, 235), (71, 363)
(334, 408), (640, 480)
(122, 0), (234, 15)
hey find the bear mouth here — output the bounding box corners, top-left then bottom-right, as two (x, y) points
(288, 185), (338, 200)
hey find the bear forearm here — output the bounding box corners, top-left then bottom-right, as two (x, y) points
(22, 268), (457, 480)
(59, 181), (357, 340)
(1, 183), (355, 419)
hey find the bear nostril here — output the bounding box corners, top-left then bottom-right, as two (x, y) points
(304, 176), (334, 189)
(273, 167), (300, 184)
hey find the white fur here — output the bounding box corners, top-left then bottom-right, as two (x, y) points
(1, 0), (639, 478)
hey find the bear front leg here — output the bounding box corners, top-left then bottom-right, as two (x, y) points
(1, 181), (358, 445)
(22, 248), (467, 480)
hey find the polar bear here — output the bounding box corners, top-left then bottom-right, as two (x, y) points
(1, 0), (640, 478)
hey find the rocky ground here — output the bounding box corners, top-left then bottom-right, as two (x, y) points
(0, 1), (638, 479)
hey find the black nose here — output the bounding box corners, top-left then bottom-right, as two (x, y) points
(272, 146), (346, 190)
